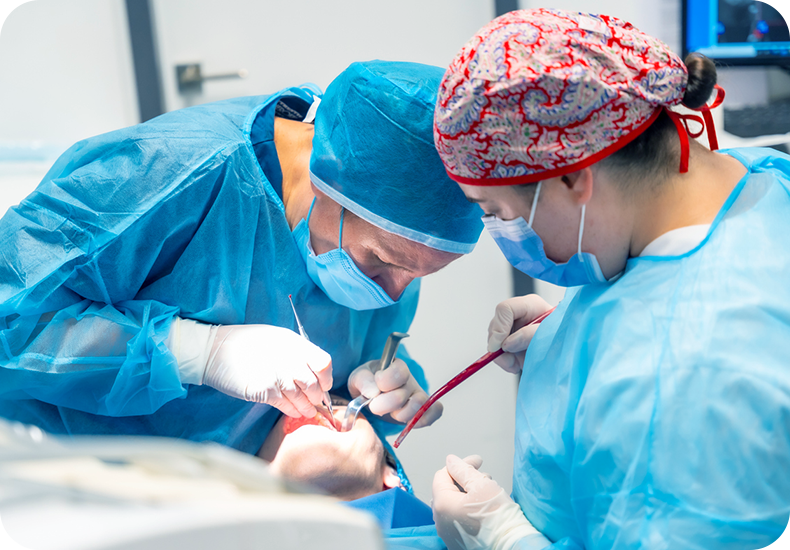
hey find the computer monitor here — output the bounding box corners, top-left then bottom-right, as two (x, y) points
(683, 0), (790, 65)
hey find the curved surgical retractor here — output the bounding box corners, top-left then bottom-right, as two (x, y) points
(341, 332), (409, 432)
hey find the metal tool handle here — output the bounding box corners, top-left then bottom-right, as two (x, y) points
(373, 332), (409, 374)
(339, 332), (409, 432)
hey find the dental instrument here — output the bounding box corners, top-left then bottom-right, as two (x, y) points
(340, 332), (409, 432)
(393, 307), (556, 448)
(289, 294), (333, 418)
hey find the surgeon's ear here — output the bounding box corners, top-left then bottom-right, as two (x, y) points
(310, 181), (325, 198)
(310, 182), (342, 215)
(560, 167), (594, 206)
(382, 466), (403, 490)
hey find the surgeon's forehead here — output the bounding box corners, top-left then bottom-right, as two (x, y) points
(343, 209), (458, 267)
(374, 225), (460, 268)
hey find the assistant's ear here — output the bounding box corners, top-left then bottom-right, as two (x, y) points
(560, 167), (594, 206)
(382, 466), (403, 490)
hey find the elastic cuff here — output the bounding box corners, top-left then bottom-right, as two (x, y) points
(512, 533), (552, 550)
(165, 317), (219, 386)
(493, 503), (552, 550)
(508, 536), (551, 550)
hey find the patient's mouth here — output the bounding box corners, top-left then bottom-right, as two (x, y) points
(283, 406), (339, 435)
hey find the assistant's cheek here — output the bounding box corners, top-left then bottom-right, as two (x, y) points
(532, 207), (582, 264)
(495, 202), (527, 222)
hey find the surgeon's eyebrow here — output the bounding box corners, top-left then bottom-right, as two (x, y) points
(465, 196), (485, 204)
(374, 243), (417, 273)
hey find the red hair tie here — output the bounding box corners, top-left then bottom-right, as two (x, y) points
(668, 85), (726, 173)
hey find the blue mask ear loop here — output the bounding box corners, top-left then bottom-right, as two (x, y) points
(529, 180), (588, 264)
(306, 197), (317, 224)
(304, 197), (318, 251)
(338, 207), (345, 250)
(306, 199), (347, 254)
(578, 205), (587, 264)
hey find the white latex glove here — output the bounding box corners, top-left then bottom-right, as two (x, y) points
(487, 295), (553, 373)
(202, 324), (333, 418)
(432, 455), (551, 550)
(347, 358), (443, 428)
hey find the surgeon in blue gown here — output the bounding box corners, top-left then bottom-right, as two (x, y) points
(0, 60), (483, 454)
(428, 10), (790, 550)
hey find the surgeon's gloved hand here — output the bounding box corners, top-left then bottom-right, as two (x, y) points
(488, 295), (553, 374)
(201, 324), (333, 418)
(347, 358), (442, 427)
(432, 455), (551, 550)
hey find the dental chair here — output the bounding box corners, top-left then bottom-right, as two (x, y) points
(0, 420), (383, 550)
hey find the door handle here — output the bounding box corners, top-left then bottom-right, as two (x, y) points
(176, 63), (248, 94)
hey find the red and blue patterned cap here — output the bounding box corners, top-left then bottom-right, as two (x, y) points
(434, 9), (689, 185)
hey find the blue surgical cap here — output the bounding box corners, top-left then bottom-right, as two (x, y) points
(309, 61), (483, 254)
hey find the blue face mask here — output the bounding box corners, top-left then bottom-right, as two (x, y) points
(293, 200), (397, 310)
(483, 181), (609, 287)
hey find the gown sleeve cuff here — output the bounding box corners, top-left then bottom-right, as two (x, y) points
(165, 317), (219, 386)
(512, 532), (552, 550)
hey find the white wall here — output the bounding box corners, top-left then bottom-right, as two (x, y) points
(152, 0), (495, 111)
(0, 0), (138, 145)
(0, 0), (139, 224)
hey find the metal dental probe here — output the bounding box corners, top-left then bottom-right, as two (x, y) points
(288, 294), (333, 419)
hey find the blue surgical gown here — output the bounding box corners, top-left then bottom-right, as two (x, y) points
(346, 489), (446, 550)
(0, 88), (427, 454)
(513, 148), (790, 549)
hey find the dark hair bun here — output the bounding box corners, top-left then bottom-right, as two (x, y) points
(683, 53), (717, 109)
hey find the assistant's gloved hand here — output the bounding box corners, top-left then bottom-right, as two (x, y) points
(202, 324), (333, 418)
(432, 455), (551, 550)
(347, 358), (442, 427)
(487, 295), (553, 373)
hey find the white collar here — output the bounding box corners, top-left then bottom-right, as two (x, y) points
(639, 224), (711, 257)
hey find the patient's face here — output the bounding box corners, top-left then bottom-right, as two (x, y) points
(258, 399), (401, 500)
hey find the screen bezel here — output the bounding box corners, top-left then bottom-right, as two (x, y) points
(681, 0), (790, 67)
